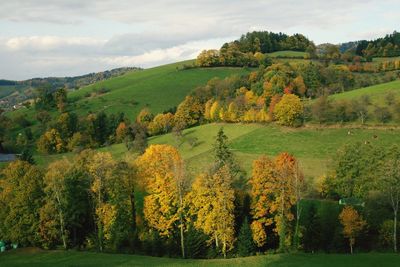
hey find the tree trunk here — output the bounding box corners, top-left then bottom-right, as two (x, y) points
(294, 201), (301, 249)
(179, 193), (185, 259)
(59, 210), (67, 250)
(222, 236), (226, 259)
(55, 190), (67, 250)
(129, 193), (137, 250)
(394, 209), (397, 253)
(350, 243), (353, 254)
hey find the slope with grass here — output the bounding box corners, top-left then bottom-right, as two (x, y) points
(31, 123), (400, 179)
(8, 61), (250, 125)
(68, 61), (250, 119)
(0, 249), (398, 267)
(267, 50), (307, 58)
(330, 79), (400, 103)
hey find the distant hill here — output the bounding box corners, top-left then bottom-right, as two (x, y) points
(0, 67), (140, 109)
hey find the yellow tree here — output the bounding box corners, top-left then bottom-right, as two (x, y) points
(136, 144), (187, 258)
(210, 100), (221, 121)
(204, 99), (214, 121)
(339, 206), (367, 254)
(37, 128), (64, 154)
(174, 96), (203, 128)
(115, 122), (127, 143)
(136, 108), (153, 127)
(41, 159), (72, 249)
(273, 94), (303, 126)
(249, 156), (275, 247)
(226, 102), (239, 122)
(189, 165), (235, 258)
(249, 153), (299, 251)
(148, 113), (174, 136)
(87, 152), (116, 251)
(274, 153), (297, 251)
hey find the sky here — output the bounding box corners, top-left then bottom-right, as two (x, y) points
(0, 0), (399, 80)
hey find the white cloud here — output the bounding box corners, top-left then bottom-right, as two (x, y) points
(5, 36), (106, 51)
(0, 0), (399, 79)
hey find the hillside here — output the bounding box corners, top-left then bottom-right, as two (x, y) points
(330, 79), (400, 103)
(9, 61), (250, 123)
(0, 67), (140, 109)
(33, 122), (400, 179)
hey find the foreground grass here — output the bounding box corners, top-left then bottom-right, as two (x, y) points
(1, 250), (399, 267)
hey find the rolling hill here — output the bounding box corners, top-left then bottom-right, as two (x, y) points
(67, 61), (251, 119)
(9, 61), (250, 124)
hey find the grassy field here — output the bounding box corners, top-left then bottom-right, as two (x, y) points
(65, 61), (249, 119)
(267, 51), (307, 58)
(30, 123), (400, 179)
(1, 249), (399, 267)
(330, 79), (400, 103)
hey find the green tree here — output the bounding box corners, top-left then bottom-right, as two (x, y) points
(237, 218), (255, 256)
(377, 145), (400, 252)
(0, 161), (44, 246)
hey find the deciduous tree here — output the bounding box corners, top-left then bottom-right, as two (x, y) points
(339, 206), (367, 254)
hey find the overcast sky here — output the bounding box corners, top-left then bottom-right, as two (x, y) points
(1, 0), (399, 80)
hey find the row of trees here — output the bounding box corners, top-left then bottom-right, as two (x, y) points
(310, 93), (400, 125)
(356, 31), (400, 59)
(348, 60), (400, 73)
(33, 110), (150, 155)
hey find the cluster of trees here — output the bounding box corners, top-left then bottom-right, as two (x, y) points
(319, 142), (400, 253)
(309, 92), (400, 125)
(1, 129), (399, 258)
(35, 111), (148, 155)
(196, 31), (313, 67)
(348, 60), (400, 73)
(356, 31), (400, 59)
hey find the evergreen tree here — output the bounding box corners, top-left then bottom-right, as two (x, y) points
(237, 218), (255, 257)
(19, 148), (35, 164)
(213, 127), (241, 177)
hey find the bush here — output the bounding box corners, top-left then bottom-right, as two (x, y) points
(374, 106), (392, 123)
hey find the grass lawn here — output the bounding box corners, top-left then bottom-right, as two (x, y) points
(0, 249), (399, 267)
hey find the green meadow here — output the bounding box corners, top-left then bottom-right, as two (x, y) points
(1, 250), (399, 267)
